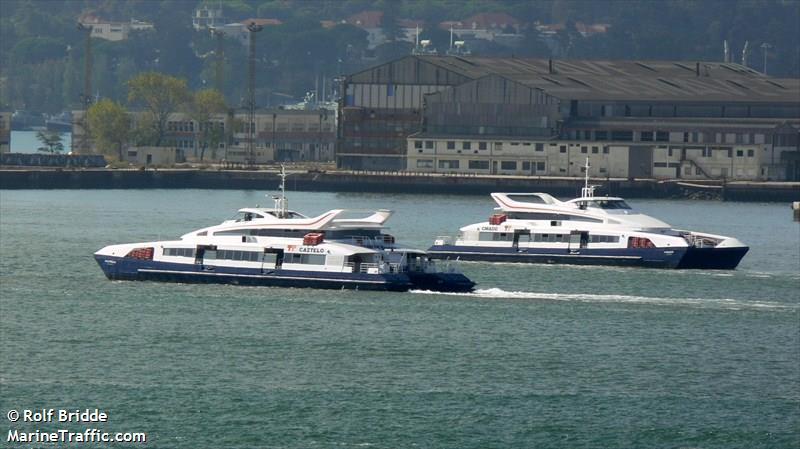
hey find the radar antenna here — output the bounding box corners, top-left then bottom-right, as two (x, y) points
(581, 157), (595, 198)
(272, 165), (289, 218)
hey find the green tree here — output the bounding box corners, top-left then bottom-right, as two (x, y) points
(188, 89), (228, 161)
(36, 130), (64, 153)
(87, 98), (131, 160)
(127, 71), (190, 146)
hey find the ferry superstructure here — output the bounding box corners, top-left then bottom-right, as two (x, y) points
(95, 168), (475, 292)
(428, 160), (748, 269)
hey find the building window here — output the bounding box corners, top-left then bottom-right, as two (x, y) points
(595, 131), (608, 141)
(438, 160), (459, 169)
(641, 131), (653, 141)
(494, 142), (503, 150)
(536, 161), (546, 171)
(447, 141), (455, 150)
(581, 146), (588, 154)
(462, 141), (471, 150)
(560, 145), (567, 153)
(603, 147), (609, 154)
(737, 150), (744, 157)
(425, 140), (434, 149)
(612, 130), (634, 141)
(592, 147), (599, 154)
(501, 161), (517, 170)
(535, 143), (544, 151)
(479, 142), (487, 150)
(656, 131), (669, 142)
(747, 149), (754, 157)
(522, 161), (531, 171)
(468, 160), (490, 170)
(414, 140), (422, 149)
(416, 159), (433, 168)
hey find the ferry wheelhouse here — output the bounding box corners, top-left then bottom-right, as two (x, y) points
(428, 161), (748, 269)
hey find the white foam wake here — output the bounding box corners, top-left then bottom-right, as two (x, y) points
(410, 288), (794, 311)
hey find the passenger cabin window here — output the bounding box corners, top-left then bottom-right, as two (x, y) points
(284, 253), (326, 265)
(587, 200), (632, 210)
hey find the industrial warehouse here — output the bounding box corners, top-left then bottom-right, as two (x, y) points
(337, 55), (800, 181)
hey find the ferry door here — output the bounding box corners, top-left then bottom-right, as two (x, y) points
(568, 231), (589, 253)
(194, 244), (217, 266)
(512, 229), (531, 251)
(262, 248), (283, 273)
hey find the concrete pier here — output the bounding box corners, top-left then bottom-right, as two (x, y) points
(1, 168), (798, 202)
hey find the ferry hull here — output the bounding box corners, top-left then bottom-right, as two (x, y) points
(95, 255), (413, 291)
(407, 272), (476, 293)
(426, 245), (687, 269)
(676, 246), (749, 269)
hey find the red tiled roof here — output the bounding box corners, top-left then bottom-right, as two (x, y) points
(240, 18), (283, 26)
(346, 10), (383, 28)
(463, 12), (520, 29)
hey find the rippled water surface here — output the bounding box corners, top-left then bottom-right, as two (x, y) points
(1, 189), (798, 448)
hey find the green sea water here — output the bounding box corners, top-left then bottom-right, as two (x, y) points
(1, 189), (798, 448)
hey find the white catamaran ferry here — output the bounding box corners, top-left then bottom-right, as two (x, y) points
(428, 160), (748, 269)
(95, 169), (475, 292)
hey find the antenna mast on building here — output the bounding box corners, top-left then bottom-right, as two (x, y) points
(760, 42), (772, 75)
(246, 22), (263, 167)
(741, 41), (750, 67)
(723, 40), (730, 63)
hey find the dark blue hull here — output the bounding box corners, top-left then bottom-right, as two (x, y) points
(676, 246), (749, 269)
(407, 271), (476, 293)
(95, 255), (413, 291)
(427, 245), (687, 269)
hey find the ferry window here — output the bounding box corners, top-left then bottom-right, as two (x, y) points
(414, 140), (422, 149)
(479, 142), (487, 150)
(285, 253), (326, 265)
(522, 161), (531, 171)
(462, 141), (471, 150)
(425, 140), (434, 149)
(447, 141), (455, 150)
(416, 159), (433, 168)
(641, 131), (653, 141)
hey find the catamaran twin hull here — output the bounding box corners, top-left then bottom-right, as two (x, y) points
(95, 254), (475, 292)
(426, 244), (748, 269)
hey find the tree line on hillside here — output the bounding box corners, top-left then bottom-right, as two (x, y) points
(1, 0), (798, 114)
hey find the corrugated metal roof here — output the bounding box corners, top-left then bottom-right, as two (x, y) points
(381, 56), (800, 104)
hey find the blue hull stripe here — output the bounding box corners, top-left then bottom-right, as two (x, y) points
(427, 245), (686, 268)
(138, 268), (392, 284)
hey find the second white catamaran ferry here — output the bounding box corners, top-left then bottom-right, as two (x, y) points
(428, 160), (748, 269)
(95, 169), (475, 292)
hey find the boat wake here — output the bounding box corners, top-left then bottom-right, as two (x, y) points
(410, 287), (795, 311)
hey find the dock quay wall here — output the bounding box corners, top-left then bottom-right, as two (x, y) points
(1, 169), (797, 202)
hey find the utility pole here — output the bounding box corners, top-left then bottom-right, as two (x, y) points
(246, 22), (263, 167)
(77, 22), (93, 154)
(211, 28), (225, 93)
(760, 42), (772, 75)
